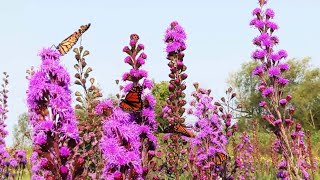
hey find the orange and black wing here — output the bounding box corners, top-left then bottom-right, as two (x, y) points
(175, 123), (195, 137)
(57, 23), (91, 56)
(120, 86), (143, 112)
(214, 152), (227, 165)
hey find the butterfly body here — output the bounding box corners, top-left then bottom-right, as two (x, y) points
(170, 123), (195, 137)
(214, 152), (227, 165)
(57, 23), (91, 56)
(120, 86), (143, 112)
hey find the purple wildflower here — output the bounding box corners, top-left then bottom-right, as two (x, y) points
(279, 99), (287, 106)
(259, 101), (267, 108)
(270, 53), (281, 61)
(265, 8), (275, 18)
(252, 8), (261, 16)
(262, 87), (274, 97)
(95, 99), (113, 115)
(278, 63), (290, 71)
(268, 67), (281, 77)
(252, 66), (264, 76)
(143, 79), (153, 90)
(278, 77), (289, 85)
(278, 49), (288, 58)
(252, 49), (267, 59)
(266, 21), (279, 31)
(59, 147), (71, 157)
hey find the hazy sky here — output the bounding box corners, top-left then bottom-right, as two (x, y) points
(0, 0), (319, 145)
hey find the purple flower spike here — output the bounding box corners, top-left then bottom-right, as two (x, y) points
(27, 48), (79, 179)
(189, 86), (227, 179)
(250, 1), (315, 178)
(101, 34), (157, 179)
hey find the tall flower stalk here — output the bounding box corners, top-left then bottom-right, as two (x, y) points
(188, 84), (227, 179)
(0, 72), (10, 178)
(0, 73), (27, 180)
(250, 0), (316, 178)
(100, 34), (157, 179)
(213, 87), (240, 179)
(27, 48), (83, 180)
(73, 46), (104, 179)
(161, 21), (191, 179)
(234, 132), (255, 180)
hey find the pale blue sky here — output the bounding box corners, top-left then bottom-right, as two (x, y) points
(0, 0), (319, 145)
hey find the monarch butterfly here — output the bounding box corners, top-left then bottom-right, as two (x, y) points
(174, 123), (195, 137)
(120, 86), (143, 112)
(214, 152), (227, 165)
(56, 23), (91, 56)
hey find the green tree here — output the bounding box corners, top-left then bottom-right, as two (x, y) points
(151, 81), (169, 132)
(13, 112), (32, 148)
(228, 58), (320, 131)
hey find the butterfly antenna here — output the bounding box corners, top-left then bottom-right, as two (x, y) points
(51, 44), (58, 49)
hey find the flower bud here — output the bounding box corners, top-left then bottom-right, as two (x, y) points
(123, 46), (131, 54)
(180, 73), (188, 80)
(226, 120), (231, 127)
(75, 73), (81, 79)
(169, 83), (175, 92)
(174, 78), (181, 85)
(177, 61), (184, 70)
(279, 99), (287, 107)
(289, 106), (295, 115)
(180, 84), (186, 91)
(114, 171), (122, 180)
(130, 39), (137, 47)
(178, 52), (185, 60)
(170, 67), (177, 73)
(182, 65), (187, 71)
(286, 95), (292, 101)
(76, 157), (85, 167)
(60, 165), (69, 176)
(137, 44), (144, 51)
(169, 73), (175, 79)
(178, 108), (185, 115)
(168, 62), (174, 68)
(296, 123), (301, 131)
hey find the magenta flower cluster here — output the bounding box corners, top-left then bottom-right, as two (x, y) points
(188, 86), (227, 179)
(27, 48), (81, 180)
(99, 34), (157, 179)
(98, 100), (144, 179)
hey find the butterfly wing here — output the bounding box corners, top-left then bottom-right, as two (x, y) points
(214, 152), (227, 165)
(175, 123), (195, 137)
(120, 86), (143, 112)
(57, 23), (91, 56)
